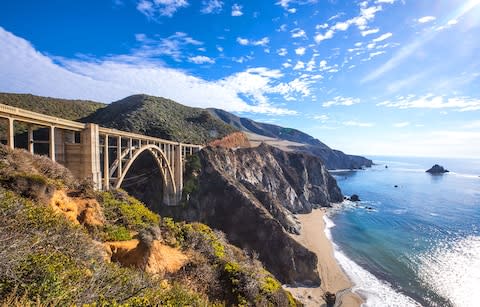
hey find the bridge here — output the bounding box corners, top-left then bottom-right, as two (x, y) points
(0, 103), (202, 205)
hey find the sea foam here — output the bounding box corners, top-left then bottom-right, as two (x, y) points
(323, 215), (421, 307)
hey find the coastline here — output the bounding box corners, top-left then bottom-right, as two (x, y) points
(285, 208), (363, 307)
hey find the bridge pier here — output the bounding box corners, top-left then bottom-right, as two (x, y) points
(80, 123), (102, 190)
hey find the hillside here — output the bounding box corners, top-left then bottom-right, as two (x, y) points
(208, 108), (373, 169)
(82, 95), (237, 144)
(208, 108), (329, 147)
(0, 145), (297, 306)
(0, 93), (105, 120)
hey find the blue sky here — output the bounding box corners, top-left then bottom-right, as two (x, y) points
(1, 0), (479, 157)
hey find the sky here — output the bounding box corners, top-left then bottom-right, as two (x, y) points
(0, 0), (480, 158)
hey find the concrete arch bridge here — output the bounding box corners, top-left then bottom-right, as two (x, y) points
(0, 103), (202, 205)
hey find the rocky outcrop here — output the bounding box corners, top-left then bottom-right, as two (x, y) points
(426, 164), (449, 174)
(162, 144), (344, 285)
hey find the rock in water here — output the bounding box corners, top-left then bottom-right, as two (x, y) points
(426, 164), (449, 174)
(350, 194), (360, 201)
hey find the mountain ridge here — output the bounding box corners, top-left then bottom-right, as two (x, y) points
(207, 108), (373, 169)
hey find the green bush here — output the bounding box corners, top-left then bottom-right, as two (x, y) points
(98, 191), (159, 230)
(102, 225), (132, 241)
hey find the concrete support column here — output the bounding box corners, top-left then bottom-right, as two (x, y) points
(49, 126), (56, 161)
(27, 125), (34, 154)
(117, 136), (122, 178)
(80, 123), (101, 190)
(103, 134), (109, 191)
(174, 144), (183, 201)
(55, 129), (65, 164)
(7, 117), (14, 149)
(128, 138), (133, 159)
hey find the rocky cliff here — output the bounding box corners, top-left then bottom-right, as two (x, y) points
(162, 143), (343, 286)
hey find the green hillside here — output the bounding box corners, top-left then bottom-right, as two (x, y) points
(83, 94), (237, 144)
(0, 93), (106, 121)
(0, 145), (297, 306)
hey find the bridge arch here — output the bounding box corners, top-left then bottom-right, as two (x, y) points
(113, 144), (177, 204)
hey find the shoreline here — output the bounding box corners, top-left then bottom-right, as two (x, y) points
(284, 208), (363, 307)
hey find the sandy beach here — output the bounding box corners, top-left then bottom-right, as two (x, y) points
(284, 208), (363, 307)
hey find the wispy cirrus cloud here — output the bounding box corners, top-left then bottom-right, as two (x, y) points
(136, 0), (188, 18)
(343, 120), (374, 127)
(377, 95), (480, 112)
(133, 32), (202, 62)
(418, 16), (436, 23)
(323, 96), (360, 107)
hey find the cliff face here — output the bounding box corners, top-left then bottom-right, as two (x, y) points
(163, 144), (343, 285)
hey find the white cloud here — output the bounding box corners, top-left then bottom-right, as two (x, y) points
(418, 16), (436, 23)
(282, 62), (292, 68)
(372, 32), (392, 42)
(136, 0), (188, 18)
(393, 122), (410, 128)
(236, 37), (249, 45)
(361, 28), (380, 36)
(201, 0), (223, 14)
(276, 0), (318, 11)
(216, 45), (224, 52)
(188, 55), (215, 64)
(316, 23), (329, 30)
(369, 51), (385, 57)
(0, 27), (300, 115)
(293, 61), (305, 70)
(463, 120), (480, 129)
(295, 47), (306, 55)
(277, 24), (288, 32)
(343, 120), (374, 127)
(363, 2), (479, 83)
(315, 3), (386, 44)
(252, 37), (270, 46)
(377, 95), (480, 112)
(231, 3), (243, 16)
(291, 28), (307, 38)
(131, 32), (202, 62)
(376, 0), (395, 3)
(237, 37), (269, 47)
(314, 29), (335, 43)
(313, 114), (329, 122)
(323, 96), (360, 107)
(277, 48), (288, 56)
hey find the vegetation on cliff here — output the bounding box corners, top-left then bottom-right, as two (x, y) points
(0, 145), (297, 306)
(0, 93), (105, 121)
(82, 94), (237, 144)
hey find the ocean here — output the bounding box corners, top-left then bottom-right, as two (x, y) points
(328, 156), (480, 307)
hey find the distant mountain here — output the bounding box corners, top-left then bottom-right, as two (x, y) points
(208, 108), (373, 169)
(207, 108), (329, 148)
(82, 94), (237, 144)
(0, 92), (106, 121)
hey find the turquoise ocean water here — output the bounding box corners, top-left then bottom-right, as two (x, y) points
(328, 156), (480, 307)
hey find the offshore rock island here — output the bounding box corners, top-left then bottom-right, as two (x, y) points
(0, 92), (372, 306)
